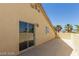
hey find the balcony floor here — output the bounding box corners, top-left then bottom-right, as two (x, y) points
(20, 39), (73, 56)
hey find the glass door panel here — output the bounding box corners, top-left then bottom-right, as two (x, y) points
(19, 21), (35, 51)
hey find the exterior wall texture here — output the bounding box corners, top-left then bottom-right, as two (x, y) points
(58, 32), (71, 39)
(0, 4), (56, 55)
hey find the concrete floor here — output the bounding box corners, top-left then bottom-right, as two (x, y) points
(20, 39), (73, 56)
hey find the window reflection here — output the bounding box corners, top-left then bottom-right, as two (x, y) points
(19, 21), (34, 33)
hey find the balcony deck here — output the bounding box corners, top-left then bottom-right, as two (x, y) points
(20, 38), (73, 56)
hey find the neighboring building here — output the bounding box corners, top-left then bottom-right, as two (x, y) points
(0, 3), (56, 55)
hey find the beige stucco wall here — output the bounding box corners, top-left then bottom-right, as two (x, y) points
(0, 4), (19, 55)
(0, 4), (56, 55)
(58, 32), (71, 39)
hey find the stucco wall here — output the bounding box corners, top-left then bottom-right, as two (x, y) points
(58, 32), (71, 39)
(18, 4), (56, 46)
(0, 4), (56, 55)
(0, 4), (19, 55)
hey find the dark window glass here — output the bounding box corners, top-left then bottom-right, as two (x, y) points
(19, 21), (34, 33)
(19, 41), (28, 51)
(29, 40), (34, 47)
(19, 21), (27, 33)
(29, 24), (34, 33)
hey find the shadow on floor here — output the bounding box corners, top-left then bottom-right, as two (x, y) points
(20, 36), (73, 56)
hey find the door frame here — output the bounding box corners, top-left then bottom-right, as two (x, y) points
(19, 21), (36, 54)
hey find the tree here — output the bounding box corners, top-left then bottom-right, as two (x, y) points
(55, 25), (62, 32)
(75, 25), (79, 33)
(64, 24), (73, 32)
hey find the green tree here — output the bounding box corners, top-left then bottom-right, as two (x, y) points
(55, 25), (62, 32)
(75, 25), (79, 33)
(64, 24), (73, 32)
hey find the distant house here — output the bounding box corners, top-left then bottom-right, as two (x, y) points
(0, 3), (56, 55)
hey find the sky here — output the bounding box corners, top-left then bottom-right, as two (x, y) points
(42, 3), (79, 29)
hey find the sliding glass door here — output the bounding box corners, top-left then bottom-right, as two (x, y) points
(19, 21), (35, 51)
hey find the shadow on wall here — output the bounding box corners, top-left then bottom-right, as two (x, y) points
(20, 34), (73, 56)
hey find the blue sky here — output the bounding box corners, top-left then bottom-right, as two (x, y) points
(42, 3), (79, 29)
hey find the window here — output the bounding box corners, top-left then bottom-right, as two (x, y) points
(19, 21), (27, 33)
(19, 21), (34, 33)
(19, 21), (35, 51)
(45, 26), (50, 34)
(29, 24), (34, 33)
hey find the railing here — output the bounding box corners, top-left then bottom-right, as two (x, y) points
(58, 32), (79, 55)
